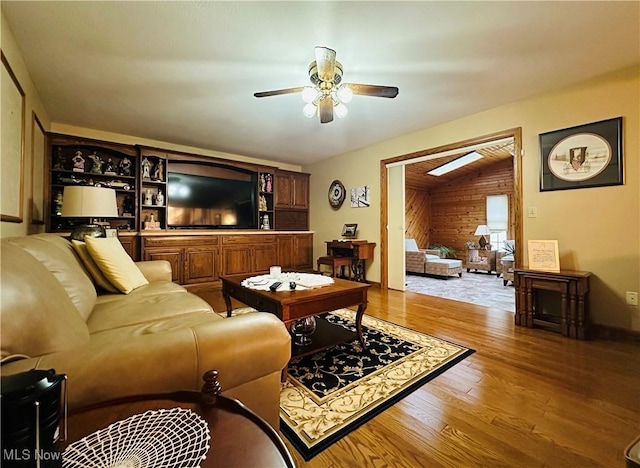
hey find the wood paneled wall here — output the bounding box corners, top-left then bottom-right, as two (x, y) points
(405, 159), (514, 258)
(405, 189), (431, 249)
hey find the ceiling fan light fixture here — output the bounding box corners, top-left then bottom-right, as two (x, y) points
(302, 102), (317, 118)
(336, 84), (353, 103)
(301, 86), (319, 103)
(334, 101), (348, 119)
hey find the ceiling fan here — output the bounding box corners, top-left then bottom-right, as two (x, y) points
(254, 46), (399, 124)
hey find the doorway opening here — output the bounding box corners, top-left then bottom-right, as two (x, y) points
(379, 128), (523, 305)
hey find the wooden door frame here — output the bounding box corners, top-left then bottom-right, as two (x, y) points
(379, 127), (523, 290)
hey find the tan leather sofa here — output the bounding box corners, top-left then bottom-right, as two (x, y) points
(0, 234), (291, 427)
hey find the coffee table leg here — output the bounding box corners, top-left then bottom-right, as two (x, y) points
(356, 303), (367, 350)
(223, 290), (233, 318)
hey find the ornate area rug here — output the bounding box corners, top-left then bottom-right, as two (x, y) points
(280, 309), (474, 460)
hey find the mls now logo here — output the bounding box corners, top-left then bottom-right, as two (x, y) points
(3, 448), (62, 462)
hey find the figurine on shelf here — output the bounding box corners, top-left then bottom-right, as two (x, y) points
(122, 195), (134, 216)
(144, 213), (161, 231)
(53, 147), (65, 170)
(258, 195), (267, 211)
(118, 156), (132, 176)
(144, 189), (153, 206)
(54, 191), (63, 216)
(260, 174), (266, 192)
(152, 159), (164, 181)
(72, 151), (85, 172)
(88, 151), (104, 174)
(266, 174), (272, 193)
(155, 189), (164, 206)
(141, 157), (152, 179)
(262, 214), (270, 230)
(104, 157), (116, 175)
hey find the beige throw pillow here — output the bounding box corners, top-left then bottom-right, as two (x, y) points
(85, 237), (149, 294)
(71, 240), (119, 293)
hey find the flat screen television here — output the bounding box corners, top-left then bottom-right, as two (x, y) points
(167, 164), (257, 229)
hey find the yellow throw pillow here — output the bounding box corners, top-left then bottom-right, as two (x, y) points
(71, 240), (119, 293)
(85, 237), (149, 294)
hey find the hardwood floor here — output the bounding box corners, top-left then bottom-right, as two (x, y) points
(266, 287), (639, 467)
(76, 287), (638, 467)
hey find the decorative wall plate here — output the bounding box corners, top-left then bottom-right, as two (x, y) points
(328, 180), (346, 208)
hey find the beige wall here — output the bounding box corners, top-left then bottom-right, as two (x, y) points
(1, 12), (51, 238)
(305, 65), (640, 331)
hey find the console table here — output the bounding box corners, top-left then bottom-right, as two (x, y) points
(514, 268), (591, 339)
(324, 240), (376, 282)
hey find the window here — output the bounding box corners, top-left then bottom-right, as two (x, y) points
(487, 194), (508, 250)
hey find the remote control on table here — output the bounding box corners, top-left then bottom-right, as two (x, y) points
(269, 281), (282, 292)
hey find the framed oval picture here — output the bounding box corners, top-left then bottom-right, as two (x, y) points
(539, 117), (623, 191)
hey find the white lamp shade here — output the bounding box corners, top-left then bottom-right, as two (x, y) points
(302, 102), (317, 118)
(474, 224), (491, 236)
(334, 102), (349, 118)
(61, 186), (118, 217)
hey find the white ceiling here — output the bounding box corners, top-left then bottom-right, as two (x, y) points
(3, 1), (639, 167)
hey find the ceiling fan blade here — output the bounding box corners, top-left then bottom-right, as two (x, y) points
(318, 96), (334, 124)
(254, 86), (304, 98)
(315, 46), (336, 82)
(346, 83), (399, 98)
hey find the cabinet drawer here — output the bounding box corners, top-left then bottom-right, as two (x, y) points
(143, 236), (220, 247)
(222, 235), (276, 245)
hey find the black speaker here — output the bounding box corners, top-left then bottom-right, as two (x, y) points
(1, 369), (67, 468)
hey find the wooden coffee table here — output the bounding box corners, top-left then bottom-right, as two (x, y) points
(221, 274), (370, 362)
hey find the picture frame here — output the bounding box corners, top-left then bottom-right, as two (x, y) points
(341, 223), (358, 238)
(350, 185), (370, 208)
(1, 52), (26, 223)
(30, 112), (46, 224)
(527, 240), (560, 272)
(539, 117), (623, 192)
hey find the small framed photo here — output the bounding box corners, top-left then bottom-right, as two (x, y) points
(341, 223), (358, 238)
(539, 117), (623, 191)
(104, 228), (119, 238)
(527, 240), (560, 272)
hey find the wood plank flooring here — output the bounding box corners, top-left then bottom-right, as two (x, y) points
(252, 287), (638, 468)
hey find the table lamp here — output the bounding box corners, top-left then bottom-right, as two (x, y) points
(61, 186), (118, 241)
(474, 224), (491, 249)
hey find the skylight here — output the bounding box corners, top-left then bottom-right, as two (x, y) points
(427, 151), (483, 176)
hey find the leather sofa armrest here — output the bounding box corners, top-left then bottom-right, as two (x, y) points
(136, 260), (172, 282)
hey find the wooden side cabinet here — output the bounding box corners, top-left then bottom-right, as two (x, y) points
(514, 268), (591, 339)
(274, 171), (309, 210)
(277, 233), (313, 271)
(221, 235), (277, 276)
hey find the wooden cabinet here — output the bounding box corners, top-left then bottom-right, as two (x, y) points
(138, 147), (167, 231)
(277, 234), (313, 271)
(141, 233), (309, 287)
(274, 171), (309, 210)
(47, 134), (138, 233)
(221, 235), (277, 276)
(514, 268), (591, 339)
(274, 171), (310, 231)
(142, 236), (221, 285)
(144, 247), (184, 283)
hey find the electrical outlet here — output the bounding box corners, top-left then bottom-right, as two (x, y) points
(626, 291), (639, 306)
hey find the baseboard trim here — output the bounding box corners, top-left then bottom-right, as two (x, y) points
(592, 324), (640, 342)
